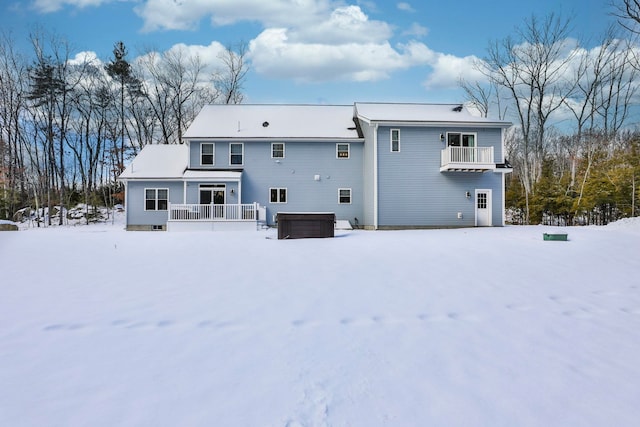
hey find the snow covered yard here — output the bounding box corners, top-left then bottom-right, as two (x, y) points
(1, 220), (640, 427)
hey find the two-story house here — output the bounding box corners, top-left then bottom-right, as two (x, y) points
(118, 103), (512, 231)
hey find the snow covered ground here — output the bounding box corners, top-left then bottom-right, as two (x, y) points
(1, 217), (640, 426)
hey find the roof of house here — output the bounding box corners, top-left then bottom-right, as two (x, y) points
(183, 104), (361, 140)
(118, 144), (188, 180)
(354, 102), (512, 127)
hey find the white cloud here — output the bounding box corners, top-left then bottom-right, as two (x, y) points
(249, 28), (430, 82)
(30, 0), (120, 13)
(422, 53), (486, 89)
(397, 2), (415, 13)
(291, 5), (392, 44)
(402, 22), (428, 38)
(135, 0), (332, 32)
(68, 50), (100, 66)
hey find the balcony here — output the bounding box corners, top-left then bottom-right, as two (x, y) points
(440, 146), (496, 172)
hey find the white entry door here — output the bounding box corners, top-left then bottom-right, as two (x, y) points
(475, 189), (492, 226)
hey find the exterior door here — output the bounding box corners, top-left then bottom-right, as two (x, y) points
(475, 189), (492, 226)
(200, 184), (226, 218)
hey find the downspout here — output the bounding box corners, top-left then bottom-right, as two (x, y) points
(373, 123), (379, 230)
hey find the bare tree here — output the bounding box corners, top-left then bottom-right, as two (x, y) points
(0, 32), (29, 219)
(137, 46), (219, 144)
(214, 43), (249, 105)
(613, 0), (640, 33)
(477, 13), (578, 223)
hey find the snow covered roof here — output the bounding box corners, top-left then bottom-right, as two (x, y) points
(119, 144), (188, 180)
(355, 102), (512, 127)
(183, 104), (361, 140)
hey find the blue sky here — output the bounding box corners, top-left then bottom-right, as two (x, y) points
(0, 0), (619, 105)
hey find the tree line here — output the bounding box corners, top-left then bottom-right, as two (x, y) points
(461, 3), (640, 225)
(2, 4), (640, 226)
(0, 30), (248, 224)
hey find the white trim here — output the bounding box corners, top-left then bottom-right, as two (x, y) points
(183, 181), (187, 204)
(336, 143), (350, 159)
(446, 131), (477, 148)
(200, 142), (215, 166)
(373, 124), (379, 229)
(338, 188), (352, 204)
(501, 174), (506, 226)
(144, 188), (169, 211)
(271, 142), (285, 159)
(269, 187), (287, 204)
(390, 128), (400, 152)
(229, 142), (244, 166)
(475, 189), (492, 226)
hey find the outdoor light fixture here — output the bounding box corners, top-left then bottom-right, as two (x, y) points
(440, 133), (445, 141)
(465, 191), (471, 198)
(230, 189), (235, 194)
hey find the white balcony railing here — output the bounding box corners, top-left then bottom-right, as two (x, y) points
(441, 146), (495, 170)
(169, 203), (258, 221)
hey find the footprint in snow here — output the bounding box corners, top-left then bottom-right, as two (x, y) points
(43, 323), (84, 331)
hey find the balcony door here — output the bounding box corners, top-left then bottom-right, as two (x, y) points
(200, 184), (225, 218)
(448, 132), (476, 162)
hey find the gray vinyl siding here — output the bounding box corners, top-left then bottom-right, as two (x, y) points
(375, 125), (505, 227)
(237, 140), (364, 226)
(125, 180), (183, 226)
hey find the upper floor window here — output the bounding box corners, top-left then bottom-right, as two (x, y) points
(337, 143), (350, 159)
(201, 143), (214, 165)
(230, 143), (244, 165)
(272, 142), (285, 159)
(145, 188), (168, 211)
(391, 129), (400, 152)
(447, 132), (476, 148)
(270, 187), (287, 203)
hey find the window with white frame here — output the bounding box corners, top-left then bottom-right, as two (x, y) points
(230, 143), (244, 165)
(271, 142), (285, 158)
(447, 132), (476, 148)
(145, 188), (168, 211)
(391, 129), (400, 152)
(270, 188), (287, 203)
(336, 143), (350, 159)
(201, 143), (214, 165)
(338, 188), (352, 204)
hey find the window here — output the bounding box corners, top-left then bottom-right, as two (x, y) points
(337, 143), (350, 159)
(447, 132), (476, 147)
(391, 129), (400, 152)
(271, 142), (285, 159)
(270, 188), (287, 203)
(201, 143), (214, 165)
(477, 192), (487, 209)
(230, 143), (244, 165)
(338, 188), (352, 204)
(145, 188), (168, 211)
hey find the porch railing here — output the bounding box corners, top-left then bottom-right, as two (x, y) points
(168, 203), (258, 221)
(441, 146), (494, 166)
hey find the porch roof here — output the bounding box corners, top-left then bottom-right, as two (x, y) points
(118, 144), (188, 180)
(183, 170), (243, 181)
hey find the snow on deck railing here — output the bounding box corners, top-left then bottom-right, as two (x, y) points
(169, 203), (257, 221)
